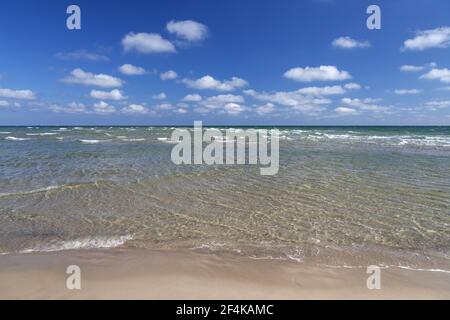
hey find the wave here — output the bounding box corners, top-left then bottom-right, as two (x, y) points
(0, 132), (11, 134)
(19, 235), (134, 254)
(119, 138), (146, 142)
(78, 139), (111, 144)
(4, 136), (31, 141)
(26, 132), (59, 136)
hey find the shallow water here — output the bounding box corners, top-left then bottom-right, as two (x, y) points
(0, 126), (449, 269)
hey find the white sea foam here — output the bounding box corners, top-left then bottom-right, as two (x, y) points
(4, 136), (31, 141)
(26, 132), (59, 136)
(0, 132), (11, 134)
(78, 139), (111, 144)
(19, 235), (134, 254)
(120, 138), (146, 142)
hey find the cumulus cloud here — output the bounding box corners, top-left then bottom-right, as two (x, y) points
(55, 49), (109, 62)
(244, 89), (330, 115)
(122, 32), (176, 54)
(394, 89), (422, 95)
(400, 62), (437, 72)
(50, 102), (86, 113)
(182, 75), (248, 91)
(122, 104), (148, 114)
(283, 66), (351, 82)
(93, 101), (116, 114)
(90, 89), (127, 100)
(255, 103), (275, 115)
(334, 107), (359, 115)
(400, 65), (425, 72)
(160, 70), (178, 80)
(152, 92), (167, 100)
(344, 83), (361, 90)
(341, 98), (390, 113)
(0, 88), (36, 100)
(403, 27), (450, 51)
(166, 20), (208, 42)
(118, 64), (146, 75)
(297, 85), (346, 96)
(332, 36), (370, 49)
(182, 93), (202, 102)
(62, 69), (123, 88)
(222, 103), (247, 115)
(420, 68), (450, 83)
(0, 100), (10, 107)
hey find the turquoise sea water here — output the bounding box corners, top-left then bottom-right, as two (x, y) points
(0, 126), (449, 269)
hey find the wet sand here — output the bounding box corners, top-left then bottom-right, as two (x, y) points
(0, 248), (449, 299)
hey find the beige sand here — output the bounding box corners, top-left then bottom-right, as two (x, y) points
(0, 248), (449, 299)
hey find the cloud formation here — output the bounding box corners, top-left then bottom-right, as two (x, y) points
(62, 69), (123, 88)
(122, 32), (176, 54)
(93, 101), (116, 114)
(119, 64), (146, 75)
(0, 88), (36, 100)
(332, 36), (370, 49)
(160, 70), (178, 80)
(90, 89), (127, 100)
(166, 20), (208, 42)
(403, 27), (450, 51)
(284, 66), (351, 82)
(420, 68), (450, 83)
(182, 75), (248, 91)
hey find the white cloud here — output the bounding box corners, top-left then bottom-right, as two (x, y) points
(175, 108), (188, 114)
(118, 64), (146, 75)
(244, 89), (329, 115)
(93, 101), (116, 114)
(420, 68), (450, 83)
(62, 69), (123, 88)
(122, 104), (148, 114)
(341, 98), (390, 113)
(332, 36), (370, 49)
(400, 65), (425, 72)
(334, 107), (359, 115)
(90, 89), (127, 100)
(183, 93), (202, 102)
(223, 103), (247, 115)
(403, 27), (450, 51)
(122, 32), (176, 54)
(297, 85), (346, 96)
(0, 100), (10, 107)
(255, 103), (275, 115)
(284, 66), (351, 82)
(344, 82), (361, 90)
(0, 88), (36, 100)
(182, 75), (248, 91)
(394, 89), (422, 95)
(50, 102), (86, 113)
(55, 50), (109, 62)
(160, 70), (178, 80)
(424, 100), (450, 109)
(152, 92), (167, 100)
(166, 20), (208, 42)
(400, 62), (437, 72)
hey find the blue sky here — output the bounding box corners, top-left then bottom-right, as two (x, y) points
(1, 0), (450, 125)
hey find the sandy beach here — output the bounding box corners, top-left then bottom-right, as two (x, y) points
(0, 248), (449, 299)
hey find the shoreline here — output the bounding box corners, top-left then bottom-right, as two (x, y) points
(1, 248), (449, 299)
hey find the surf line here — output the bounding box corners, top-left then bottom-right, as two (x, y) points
(170, 121), (279, 175)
